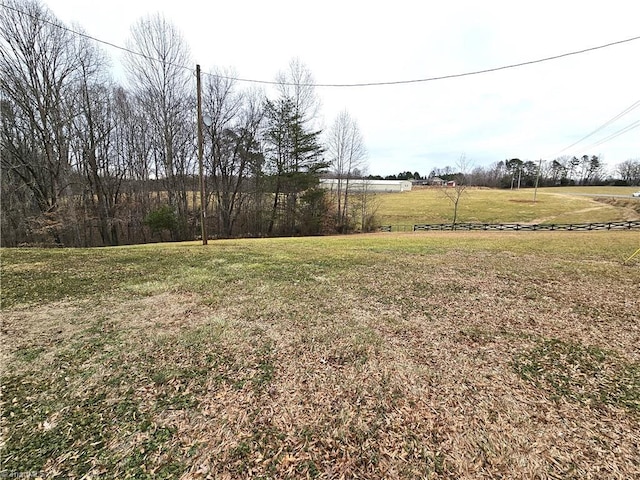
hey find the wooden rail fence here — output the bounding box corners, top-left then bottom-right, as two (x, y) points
(378, 221), (640, 233)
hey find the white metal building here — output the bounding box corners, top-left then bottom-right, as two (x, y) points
(319, 179), (412, 193)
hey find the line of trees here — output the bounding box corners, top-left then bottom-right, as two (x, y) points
(425, 156), (639, 188)
(1, 1), (372, 247)
(367, 156), (640, 187)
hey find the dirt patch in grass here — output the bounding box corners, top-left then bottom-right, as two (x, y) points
(2, 234), (639, 478)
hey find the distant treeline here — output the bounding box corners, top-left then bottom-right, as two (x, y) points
(370, 157), (640, 187)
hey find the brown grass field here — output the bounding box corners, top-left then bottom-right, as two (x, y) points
(375, 186), (640, 226)
(2, 231), (639, 478)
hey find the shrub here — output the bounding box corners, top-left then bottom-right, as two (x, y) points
(144, 206), (178, 235)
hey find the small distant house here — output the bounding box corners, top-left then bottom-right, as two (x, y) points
(446, 180), (456, 187)
(429, 177), (446, 186)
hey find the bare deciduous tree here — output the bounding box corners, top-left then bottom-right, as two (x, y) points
(276, 58), (321, 127)
(348, 167), (380, 232)
(123, 13), (193, 239)
(70, 32), (124, 245)
(441, 154), (472, 227)
(203, 70), (264, 237)
(326, 110), (367, 231)
(1, 0), (81, 244)
(616, 158), (640, 185)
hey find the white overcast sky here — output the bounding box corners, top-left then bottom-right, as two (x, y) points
(43, 0), (639, 176)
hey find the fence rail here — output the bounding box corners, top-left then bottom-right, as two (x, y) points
(378, 221), (640, 233)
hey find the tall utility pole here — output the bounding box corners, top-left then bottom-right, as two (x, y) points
(533, 158), (543, 203)
(517, 166), (522, 190)
(196, 64), (208, 245)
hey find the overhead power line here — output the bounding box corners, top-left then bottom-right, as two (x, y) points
(0, 2), (185, 72)
(583, 119), (640, 150)
(547, 99), (640, 158)
(2, 1), (640, 88)
(555, 99), (640, 155)
(202, 34), (640, 88)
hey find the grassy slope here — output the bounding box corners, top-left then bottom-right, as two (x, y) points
(2, 232), (639, 478)
(375, 186), (640, 226)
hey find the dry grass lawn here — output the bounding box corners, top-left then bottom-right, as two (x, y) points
(2, 231), (639, 479)
(375, 186), (640, 226)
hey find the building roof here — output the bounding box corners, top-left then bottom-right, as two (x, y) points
(320, 179), (411, 185)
